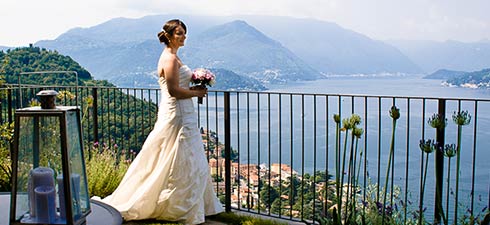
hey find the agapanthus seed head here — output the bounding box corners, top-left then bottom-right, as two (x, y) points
(342, 118), (353, 130)
(333, 114), (341, 124)
(428, 113), (447, 129)
(452, 110), (471, 126)
(419, 139), (436, 154)
(350, 114), (362, 126)
(444, 143), (457, 158)
(390, 106), (400, 120)
(353, 127), (364, 139)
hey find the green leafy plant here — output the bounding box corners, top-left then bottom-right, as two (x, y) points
(361, 182), (411, 225)
(85, 141), (134, 197)
(0, 122), (14, 191)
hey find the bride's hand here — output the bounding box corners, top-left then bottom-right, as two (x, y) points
(192, 88), (207, 98)
(190, 85), (206, 90)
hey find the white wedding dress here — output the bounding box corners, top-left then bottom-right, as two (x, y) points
(100, 65), (224, 224)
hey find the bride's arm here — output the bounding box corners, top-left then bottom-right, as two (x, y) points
(163, 57), (206, 99)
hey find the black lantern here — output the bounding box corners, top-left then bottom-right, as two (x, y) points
(10, 91), (91, 225)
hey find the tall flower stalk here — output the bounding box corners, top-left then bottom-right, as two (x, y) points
(345, 115), (361, 223)
(333, 113), (362, 224)
(420, 140), (436, 196)
(418, 138), (436, 225)
(340, 116), (354, 223)
(443, 143), (457, 225)
(452, 110), (471, 223)
(351, 126), (364, 219)
(426, 113), (447, 224)
(333, 114), (342, 224)
(382, 105), (400, 225)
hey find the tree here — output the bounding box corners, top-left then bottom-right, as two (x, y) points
(0, 46), (92, 85)
(259, 184), (279, 209)
(270, 198), (282, 214)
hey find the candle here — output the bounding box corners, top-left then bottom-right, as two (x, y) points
(57, 173), (82, 219)
(57, 175), (66, 220)
(28, 167), (55, 217)
(28, 173), (34, 217)
(34, 186), (56, 223)
(71, 173), (81, 216)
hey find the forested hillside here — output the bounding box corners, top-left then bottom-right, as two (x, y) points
(0, 45), (156, 152)
(0, 46), (92, 85)
(447, 68), (490, 88)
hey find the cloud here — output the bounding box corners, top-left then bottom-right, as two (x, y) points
(116, 0), (337, 18)
(1, 0), (490, 46)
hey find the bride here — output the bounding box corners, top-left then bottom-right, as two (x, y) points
(100, 19), (224, 224)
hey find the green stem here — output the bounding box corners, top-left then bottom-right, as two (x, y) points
(335, 122), (341, 222)
(420, 152), (430, 225)
(352, 137), (360, 217)
(454, 125), (462, 223)
(445, 158), (451, 225)
(418, 152), (426, 225)
(382, 119), (397, 225)
(340, 130), (349, 221)
(345, 132), (355, 222)
(356, 147), (363, 188)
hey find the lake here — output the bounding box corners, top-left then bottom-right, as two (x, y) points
(199, 74), (490, 220)
(268, 74), (490, 98)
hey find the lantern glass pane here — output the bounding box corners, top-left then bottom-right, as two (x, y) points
(66, 110), (90, 220)
(15, 115), (62, 222)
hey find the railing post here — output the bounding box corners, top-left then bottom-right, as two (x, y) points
(8, 89), (13, 123)
(91, 88), (99, 157)
(434, 99), (445, 223)
(0, 92), (3, 125)
(8, 89), (14, 156)
(224, 92), (231, 212)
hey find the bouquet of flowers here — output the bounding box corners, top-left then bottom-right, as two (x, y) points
(191, 68), (216, 104)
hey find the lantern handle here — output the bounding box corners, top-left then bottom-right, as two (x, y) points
(17, 70), (79, 108)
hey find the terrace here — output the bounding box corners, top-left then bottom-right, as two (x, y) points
(1, 84), (490, 225)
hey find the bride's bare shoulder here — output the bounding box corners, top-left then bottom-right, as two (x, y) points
(158, 52), (179, 75)
(159, 53), (179, 67)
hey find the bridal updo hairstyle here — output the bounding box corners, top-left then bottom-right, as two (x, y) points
(157, 19), (187, 45)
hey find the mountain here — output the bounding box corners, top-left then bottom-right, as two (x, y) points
(208, 68), (267, 91)
(424, 69), (466, 79)
(35, 14), (226, 87)
(37, 17), (323, 87)
(181, 20), (322, 83)
(52, 15), (225, 46)
(387, 40), (490, 73)
(239, 16), (422, 74)
(35, 14), (429, 86)
(446, 68), (490, 88)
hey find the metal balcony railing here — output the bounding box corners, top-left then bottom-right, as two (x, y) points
(1, 84), (489, 224)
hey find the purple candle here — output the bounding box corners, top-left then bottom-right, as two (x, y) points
(28, 167), (55, 217)
(34, 186), (56, 223)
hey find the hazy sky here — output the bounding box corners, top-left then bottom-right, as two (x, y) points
(1, 0), (490, 46)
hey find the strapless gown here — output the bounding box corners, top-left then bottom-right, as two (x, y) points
(100, 65), (224, 224)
